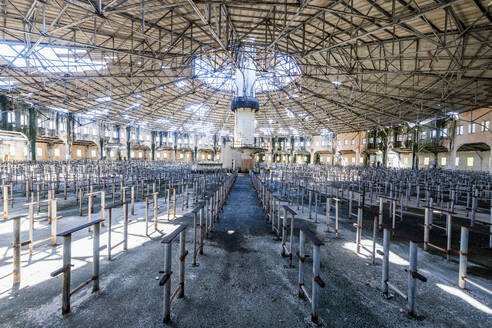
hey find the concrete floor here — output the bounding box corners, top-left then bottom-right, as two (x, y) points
(0, 174), (491, 327)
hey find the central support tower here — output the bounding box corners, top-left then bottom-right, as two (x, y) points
(231, 46), (259, 148)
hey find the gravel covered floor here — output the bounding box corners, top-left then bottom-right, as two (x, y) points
(0, 174), (491, 327)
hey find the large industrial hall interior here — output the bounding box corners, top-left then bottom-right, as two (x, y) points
(0, 0), (491, 327)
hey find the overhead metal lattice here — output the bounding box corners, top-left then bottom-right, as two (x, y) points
(0, 0), (490, 136)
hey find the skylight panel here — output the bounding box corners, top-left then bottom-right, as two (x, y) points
(285, 108), (295, 118)
(96, 96), (111, 103)
(175, 80), (188, 88)
(0, 44), (18, 57)
(38, 47), (60, 60)
(82, 108), (108, 118)
(0, 42), (106, 74)
(48, 106), (69, 113)
(155, 118), (170, 125)
(193, 52), (300, 93)
(185, 103), (209, 117)
(0, 79), (15, 88)
(125, 102), (141, 112)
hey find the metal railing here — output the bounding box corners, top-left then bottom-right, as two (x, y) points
(297, 227), (325, 324)
(50, 219), (104, 314)
(379, 227), (427, 316)
(159, 224), (188, 323)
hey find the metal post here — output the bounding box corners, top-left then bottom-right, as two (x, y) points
(308, 190), (312, 220)
(470, 193), (477, 226)
(446, 213), (452, 260)
(314, 191), (318, 223)
(145, 197), (149, 235)
(193, 212), (197, 266)
(356, 206), (362, 253)
(281, 207), (287, 256)
(62, 235), (72, 314)
(131, 186), (135, 215)
(349, 190), (353, 215)
(429, 197), (433, 228)
(199, 206), (204, 254)
(51, 199), (57, 245)
(301, 188), (304, 213)
(298, 230), (305, 298)
(87, 194), (93, 232)
(289, 213), (294, 267)
(179, 230), (186, 298)
(123, 203), (128, 251)
(379, 197), (383, 229)
(167, 189), (171, 220)
(93, 222), (100, 292)
(382, 228), (389, 298)
(392, 200), (396, 230)
(407, 241), (417, 315)
(108, 208), (112, 260)
(335, 199), (339, 237)
(173, 188), (176, 218)
(326, 196), (331, 232)
(205, 198), (209, 238)
(154, 192), (158, 229)
(13, 217), (20, 285)
(101, 191), (105, 226)
(372, 215), (377, 264)
(3, 185), (8, 219)
(28, 203), (34, 254)
(424, 206), (430, 251)
(312, 244), (321, 324)
(458, 226), (469, 289)
(163, 242), (172, 323)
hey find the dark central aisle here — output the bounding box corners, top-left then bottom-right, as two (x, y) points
(172, 174), (309, 327)
(214, 173), (271, 242)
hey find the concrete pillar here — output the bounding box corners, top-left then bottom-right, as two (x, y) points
(28, 106), (37, 161)
(192, 135), (196, 162)
(331, 140), (335, 166)
(47, 143), (54, 161)
(450, 145), (457, 170)
(173, 132), (177, 161)
(99, 122), (104, 160)
(151, 131), (156, 161)
(0, 95), (8, 130)
(381, 133), (388, 168)
(126, 126), (131, 160)
(271, 137), (275, 164)
(99, 138), (104, 160)
(412, 126), (419, 169)
(290, 136), (294, 163)
(213, 134), (218, 161)
(65, 113), (74, 161)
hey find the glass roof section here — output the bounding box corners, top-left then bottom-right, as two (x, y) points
(0, 42), (106, 74)
(193, 52), (301, 93)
